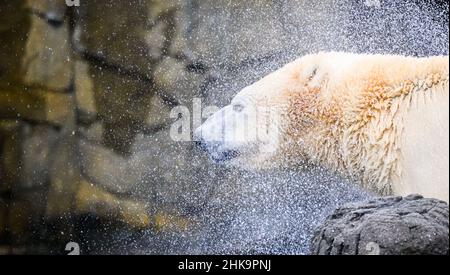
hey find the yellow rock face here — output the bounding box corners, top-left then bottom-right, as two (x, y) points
(21, 14), (72, 91)
(75, 180), (151, 229)
(153, 212), (191, 232)
(0, 89), (73, 126)
(74, 180), (194, 232)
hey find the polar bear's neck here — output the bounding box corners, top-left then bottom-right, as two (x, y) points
(343, 77), (448, 195)
(289, 56), (449, 196)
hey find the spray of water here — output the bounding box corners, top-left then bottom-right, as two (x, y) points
(78, 0), (448, 255)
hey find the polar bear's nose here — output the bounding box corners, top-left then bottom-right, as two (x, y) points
(193, 128), (208, 150)
(194, 127), (235, 161)
(195, 140), (239, 162)
(193, 135), (213, 155)
(194, 137), (207, 151)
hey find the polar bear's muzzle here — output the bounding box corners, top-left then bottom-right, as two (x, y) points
(194, 138), (240, 163)
(193, 105), (248, 163)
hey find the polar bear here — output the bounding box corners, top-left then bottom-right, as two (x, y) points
(194, 52), (449, 202)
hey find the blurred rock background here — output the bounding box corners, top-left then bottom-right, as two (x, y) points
(0, 0), (448, 254)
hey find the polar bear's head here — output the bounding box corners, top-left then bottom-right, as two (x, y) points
(194, 52), (347, 169)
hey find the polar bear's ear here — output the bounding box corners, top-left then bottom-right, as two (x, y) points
(306, 66), (318, 81)
(303, 64), (323, 88)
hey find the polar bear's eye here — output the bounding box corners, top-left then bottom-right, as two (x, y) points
(232, 104), (245, 113)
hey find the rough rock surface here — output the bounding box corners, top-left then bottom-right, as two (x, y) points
(311, 195), (449, 255)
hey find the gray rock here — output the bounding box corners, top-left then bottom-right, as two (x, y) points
(311, 195), (449, 255)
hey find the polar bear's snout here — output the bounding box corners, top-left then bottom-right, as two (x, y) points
(194, 103), (259, 163)
(195, 140), (239, 162)
(194, 87), (284, 166)
(194, 120), (240, 163)
(194, 107), (235, 162)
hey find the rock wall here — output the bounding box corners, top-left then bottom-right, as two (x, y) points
(0, 0), (448, 254)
